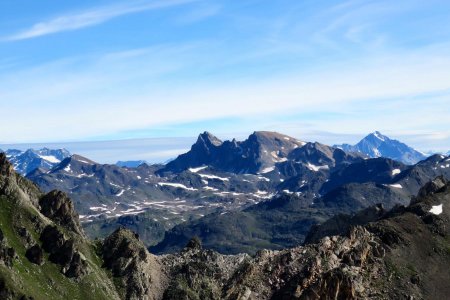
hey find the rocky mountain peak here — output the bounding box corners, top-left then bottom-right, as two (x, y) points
(184, 236), (202, 250)
(52, 154), (96, 175)
(196, 131), (222, 147)
(415, 175), (448, 199)
(335, 131), (426, 164)
(102, 227), (147, 269)
(0, 152), (14, 177)
(39, 190), (84, 236)
(162, 131), (305, 174)
(102, 227), (166, 299)
(369, 131), (388, 141)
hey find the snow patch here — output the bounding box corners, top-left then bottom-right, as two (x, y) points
(391, 169), (401, 176)
(373, 132), (385, 141)
(188, 166), (208, 173)
(158, 182), (198, 191)
(76, 173), (94, 178)
(429, 204), (443, 215)
(109, 182), (122, 188)
(373, 148), (381, 157)
(306, 163), (329, 172)
(389, 184), (403, 189)
(260, 166), (275, 174)
(90, 206), (109, 212)
(76, 158), (93, 164)
(203, 186), (219, 191)
(198, 174), (229, 181)
(39, 155), (61, 163)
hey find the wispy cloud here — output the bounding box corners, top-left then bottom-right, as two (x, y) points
(1, 0), (450, 154)
(1, 39), (450, 148)
(4, 0), (196, 41)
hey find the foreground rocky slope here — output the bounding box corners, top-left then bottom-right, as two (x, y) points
(1, 152), (449, 299)
(155, 176), (450, 299)
(0, 153), (119, 299)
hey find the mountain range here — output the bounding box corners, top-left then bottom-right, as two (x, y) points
(2, 131), (449, 255)
(0, 148), (70, 176)
(335, 131), (426, 164)
(151, 153), (450, 254)
(0, 152), (449, 299)
(4, 131), (443, 256)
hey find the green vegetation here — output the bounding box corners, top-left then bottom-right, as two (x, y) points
(0, 194), (118, 300)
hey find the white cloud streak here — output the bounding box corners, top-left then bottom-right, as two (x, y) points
(1, 41), (450, 148)
(1, 0), (450, 153)
(5, 0), (197, 41)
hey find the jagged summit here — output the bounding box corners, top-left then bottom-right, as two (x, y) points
(196, 131), (223, 147)
(371, 131), (387, 140)
(335, 131), (426, 164)
(161, 131), (305, 174)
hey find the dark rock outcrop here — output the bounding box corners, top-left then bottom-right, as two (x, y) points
(102, 227), (167, 300)
(0, 229), (17, 268)
(184, 236), (202, 250)
(39, 190), (84, 235)
(39, 225), (88, 279)
(415, 175), (447, 199)
(0, 153), (15, 177)
(0, 153), (41, 207)
(25, 245), (44, 265)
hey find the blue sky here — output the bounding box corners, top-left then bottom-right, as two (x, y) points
(1, 0), (450, 162)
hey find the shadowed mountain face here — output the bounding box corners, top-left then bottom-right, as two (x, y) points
(160, 131), (306, 174)
(335, 131), (426, 165)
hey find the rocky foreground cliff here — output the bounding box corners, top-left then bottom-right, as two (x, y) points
(0, 152), (449, 299)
